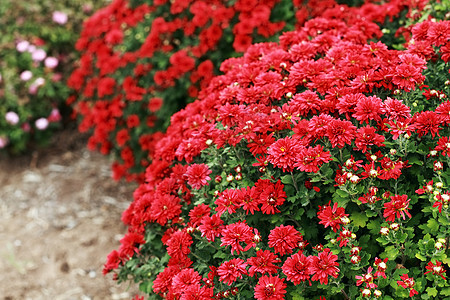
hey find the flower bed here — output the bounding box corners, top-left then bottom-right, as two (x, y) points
(68, 0), (416, 181)
(104, 1), (450, 299)
(0, 0), (106, 153)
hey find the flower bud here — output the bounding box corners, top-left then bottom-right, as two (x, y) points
(215, 175), (222, 183)
(350, 175), (360, 183)
(374, 290), (382, 298)
(341, 216), (350, 225)
(390, 149), (397, 155)
(435, 241), (444, 250)
(362, 289), (371, 297)
(226, 173), (234, 182)
(434, 161), (443, 171)
(235, 173), (242, 181)
(435, 182), (444, 189)
(380, 227), (390, 236)
(390, 223), (400, 231)
(351, 255), (361, 264)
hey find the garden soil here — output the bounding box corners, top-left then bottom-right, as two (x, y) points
(0, 128), (143, 300)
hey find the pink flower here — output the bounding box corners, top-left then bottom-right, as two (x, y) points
(16, 40), (30, 52)
(31, 48), (46, 61)
(52, 11), (68, 25)
(48, 108), (62, 123)
(20, 70), (32, 81)
(0, 136), (9, 148)
(35, 118), (49, 130)
(44, 57), (59, 69)
(5, 112), (19, 125)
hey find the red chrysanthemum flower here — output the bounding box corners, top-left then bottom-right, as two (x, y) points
(188, 203), (211, 227)
(282, 252), (311, 285)
(167, 230), (193, 260)
(355, 267), (378, 289)
(220, 221), (256, 255)
(354, 126), (385, 153)
(217, 258), (248, 285)
(413, 110), (442, 138)
(352, 95), (383, 124)
(215, 188), (240, 216)
(171, 268), (202, 295)
(309, 248), (340, 285)
(397, 274), (418, 297)
(290, 90), (322, 116)
(373, 257), (388, 279)
(185, 163), (212, 189)
(118, 232), (145, 259)
(256, 179), (286, 214)
(427, 21), (450, 46)
(317, 202), (348, 232)
(198, 213), (224, 242)
(382, 97), (411, 120)
(387, 117), (415, 140)
(267, 136), (304, 172)
(238, 186), (260, 215)
(336, 93), (365, 120)
(248, 133), (276, 155)
(268, 225), (302, 256)
(295, 145), (332, 173)
(150, 193), (182, 226)
(392, 64), (424, 92)
(153, 266), (179, 295)
(415, 180), (434, 195)
(435, 136), (450, 157)
(436, 101), (450, 124)
(308, 114), (333, 140)
(326, 118), (356, 148)
(424, 260), (447, 280)
(254, 275), (287, 300)
(247, 250), (281, 277)
(383, 194), (412, 222)
(180, 284), (214, 300)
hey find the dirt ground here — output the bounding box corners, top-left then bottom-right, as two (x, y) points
(0, 129), (143, 300)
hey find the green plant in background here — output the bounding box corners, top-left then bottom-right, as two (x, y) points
(0, 0), (107, 153)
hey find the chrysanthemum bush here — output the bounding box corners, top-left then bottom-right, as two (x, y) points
(67, 0), (419, 182)
(0, 0), (106, 153)
(103, 1), (450, 298)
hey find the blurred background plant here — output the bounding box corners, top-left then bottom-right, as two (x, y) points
(0, 0), (108, 153)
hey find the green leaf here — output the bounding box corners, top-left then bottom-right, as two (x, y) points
(441, 287), (450, 296)
(415, 252), (427, 261)
(426, 287), (438, 297)
(427, 218), (440, 234)
(351, 211), (368, 228)
(409, 155), (424, 165)
(382, 245), (399, 260)
(336, 189), (349, 198)
(438, 214), (450, 226)
(281, 174), (293, 185)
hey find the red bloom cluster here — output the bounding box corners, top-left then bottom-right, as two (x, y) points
(68, 0), (339, 181)
(103, 1), (450, 299)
